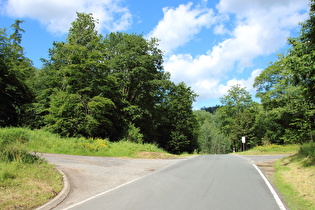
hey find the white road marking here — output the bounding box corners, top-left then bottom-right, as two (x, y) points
(253, 164), (287, 210)
(64, 174), (146, 209)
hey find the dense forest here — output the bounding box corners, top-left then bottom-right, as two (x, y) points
(1, 0), (315, 154)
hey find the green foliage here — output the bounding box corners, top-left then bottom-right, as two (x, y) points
(1, 14), (203, 154)
(297, 142), (315, 166)
(156, 82), (199, 154)
(35, 13), (128, 140)
(0, 21), (35, 127)
(0, 128), (43, 163)
(194, 110), (230, 154)
(254, 55), (315, 144)
(252, 1), (315, 145)
(125, 123), (144, 144)
(0, 127), (168, 158)
(217, 85), (258, 151)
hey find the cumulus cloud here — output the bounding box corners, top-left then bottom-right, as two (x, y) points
(2, 0), (132, 34)
(147, 2), (216, 54)
(163, 0), (309, 106)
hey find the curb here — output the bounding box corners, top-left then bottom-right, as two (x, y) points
(36, 168), (71, 210)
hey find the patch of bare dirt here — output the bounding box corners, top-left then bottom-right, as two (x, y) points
(255, 159), (277, 181)
(135, 151), (176, 159)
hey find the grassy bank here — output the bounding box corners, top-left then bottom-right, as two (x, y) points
(0, 127), (173, 209)
(0, 127), (171, 158)
(237, 144), (299, 155)
(274, 142), (315, 210)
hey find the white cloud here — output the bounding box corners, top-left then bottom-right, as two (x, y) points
(3, 0), (132, 34)
(164, 0), (309, 104)
(213, 24), (230, 35)
(218, 68), (262, 97)
(147, 2), (216, 54)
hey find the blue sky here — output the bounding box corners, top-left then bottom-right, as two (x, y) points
(0, 0), (310, 109)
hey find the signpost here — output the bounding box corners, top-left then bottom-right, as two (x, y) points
(242, 136), (246, 151)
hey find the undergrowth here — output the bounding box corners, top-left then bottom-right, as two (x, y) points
(297, 141), (315, 166)
(0, 127), (169, 158)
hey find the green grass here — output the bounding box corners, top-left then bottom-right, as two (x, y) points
(236, 144), (299, 155)
(0, 161), (63, 209)
(0, 127), (169, 158)
(0, 127), (64, 209)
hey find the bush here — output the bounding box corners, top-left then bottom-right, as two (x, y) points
(125, 124), (144, 144)
(298, 142), (315, 166)
(0, 128), (42, 163)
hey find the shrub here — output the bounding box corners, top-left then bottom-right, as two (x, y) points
(125, 124), (144, 144)
(0, 128), (43, 163)
(298, 142), (315, 166)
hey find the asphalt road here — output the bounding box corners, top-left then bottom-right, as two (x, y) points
(65, 155), (284, 210)
(40, 153), (184, 209)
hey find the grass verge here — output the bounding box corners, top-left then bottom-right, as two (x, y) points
(237, 144), (299, 155)
(274, 156), (315, 210)
(237, 143), (315, 209)
(0, 161), (63, 209)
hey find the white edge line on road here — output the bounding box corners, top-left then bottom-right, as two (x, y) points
(253, 164), (286, 210)
(63, 157), (193, 210)
(64, 174), (145, 210)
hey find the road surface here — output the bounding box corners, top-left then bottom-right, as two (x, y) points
(65, 155), (285, 210)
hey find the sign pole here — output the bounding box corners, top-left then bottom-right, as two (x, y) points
(242, 136), (246, 151)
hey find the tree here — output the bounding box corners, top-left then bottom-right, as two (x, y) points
(253, 0), (315, 144)
(254, 56), (315, 144)
(0, 20), (35, 127)
(217, 85), (257, 151)
(194, 110), (230, 154)
(156, 82), (199, 154)
(36, 13), (127, 140)
(102, 32), (166, 143)
(288, 0), (315, 103)
(200, 105), (221, 114)
(32, 13), (199, 153)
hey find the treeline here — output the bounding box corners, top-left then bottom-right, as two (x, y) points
(196, 0), (315, 152)
(0, 13), (198, 154)
(2, 0), (315, 155)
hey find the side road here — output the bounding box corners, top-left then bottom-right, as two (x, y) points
(37, 153), (187, 209)
(37, 154), (289, 209)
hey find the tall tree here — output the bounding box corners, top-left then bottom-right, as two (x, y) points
(0, 21), (35, 126)
(102, 32), (165, 142)
(37, 13), (127, 140)
(253, 0), (315, 144)
(254, 56), (314, 144)
(217, 85), (257, 150)
(34, 13), (199, 153)
(156, 82), (199, 154)
(286, 0), (315, 105)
